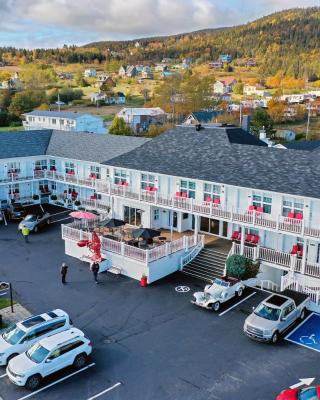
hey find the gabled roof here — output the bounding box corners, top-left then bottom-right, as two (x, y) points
(216, 77), (237, 85)
(24, 111), (102, 120)
(0, 130), (52, 159)
(106, 126), (320, 199)
(188, 111), (221, 124)
(284, 140), (320, 151)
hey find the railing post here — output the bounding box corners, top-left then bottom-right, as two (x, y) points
(316, 291), (320, 305)
(301, 219), (305, 236)
(253, 211), (256, 226)
(121, 241), (125, 256)
(209, 201), (213, 217)
(256, 245), (260, 260)
(290, 254), (297, 271)
(301, 240), (307, 275)
(253, 246), (257, 261)
(276, 215), (279, 231)
(190, 198), (193, 213)
(80, 229), (83, 240)
(146, 249), (149, 265)
(240, 226), (245, 255)
(154, 190), (157, 205)
(165, 242), (169, 256)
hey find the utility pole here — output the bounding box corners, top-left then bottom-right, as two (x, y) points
(239, 102), (242, 126)
(306, 102), (312, 140)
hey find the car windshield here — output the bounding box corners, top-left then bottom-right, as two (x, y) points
(26, 343), (50, 364)
(24, 215), (37, 221)
(299, 387), (318, 400)
(213, 279), (229, 288)
(2, 323), (26, 345)
(254, 303), (281, 321)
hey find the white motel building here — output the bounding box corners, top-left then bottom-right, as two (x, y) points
(1, 126), (320, 308)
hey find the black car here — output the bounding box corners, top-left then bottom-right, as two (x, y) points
(7, 203), (26, 221)
(18, 212), (51, 233)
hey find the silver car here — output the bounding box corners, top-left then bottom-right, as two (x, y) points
(18, 213), (51, 233)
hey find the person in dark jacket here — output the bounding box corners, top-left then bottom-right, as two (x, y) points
(90, 262), (100, 284)
(60, 262), (68, 284)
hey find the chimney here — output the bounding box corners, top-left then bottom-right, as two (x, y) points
(241, 115), (251, 132)
(259, 126), (273, 147)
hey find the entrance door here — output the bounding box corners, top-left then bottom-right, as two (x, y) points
(200, 217), (219, 235)
(173, 212), (178, 228)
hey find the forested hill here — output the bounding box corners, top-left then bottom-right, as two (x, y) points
(1, 7), (320, 77)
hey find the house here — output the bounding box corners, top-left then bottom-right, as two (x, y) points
(23, 111), (106, 134)
(155, 64), (169, 72)
(126, 66), (138, 78)
(2, 126), (320, 305)
(58, 72), (73, 80)
(83, 69), (97, 78)
(280, 94), (306, 104)
(1, 77), (23, 91)
(182, 111), (222, 125)
(117, 107), (167, 132)
(243, 84), (270, 97)
(134, 65), (144, 73)
(246, 59), (257, 67)
(160, 71), (179, 79)
(208, 61), (223, 69)
(219, 54), (232, 63)
(141, 70), (153, 79)
(213, 78), (237, 94)
(95, 74), (116, 89)
(90, 92), (126, 105)
(118, 65), (127, 77)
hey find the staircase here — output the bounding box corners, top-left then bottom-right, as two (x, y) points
(182, 247), (228, 282)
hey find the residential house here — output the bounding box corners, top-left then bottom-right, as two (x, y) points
(155, 64), (169, 72)
(182, 111), (222, 125)
(58, 72), (73, 80)
(275, 130), (296, 142)
(243, 84), (270, 97)
(95, 74), (116, 89)
(90, 92), (126, 105)
(126, 66), (138, 78)
(83, 69), (97, 78)
(213, 78), (237, 94)
(219, 54), (232, 63)
(23, 111), (106, 134)
(118, 65), (127, 77)
(208, 61), (223, 69)
(246, 59), (257, 67)
(141, 70), (153, 79)
(2, 126), (320, 306)
(280, 94), (306, 104)
(117, 107), (167, 132)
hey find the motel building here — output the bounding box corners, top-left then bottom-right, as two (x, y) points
(1, 126), (320, 309)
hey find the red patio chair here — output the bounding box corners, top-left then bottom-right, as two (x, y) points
(231, 231), (239, 241)
(123, 182), (129, 186)
(181, 192), (188, 198)
(296, 213), (303, 220)
(248, 205), (256, 212)
(145, 186), (151, 192)
(205, 196), (211, 202)
(175, 192), (181, 197)
(245, 234), (252, 243)
(256, 206), (263, 214)
(288, 212), (295, 219)
(151, 187), (158, 191)
(291, 245), (299, 255)
(251, 235), (260, 245)
(213, 198), (220, 205)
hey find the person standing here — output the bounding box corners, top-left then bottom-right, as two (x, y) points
(21, 226), (30, 243)
(60, 262), (68, 284)
(90, 262), (100, 284)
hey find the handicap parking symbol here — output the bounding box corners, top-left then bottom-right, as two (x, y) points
(286, 313), (320, 353)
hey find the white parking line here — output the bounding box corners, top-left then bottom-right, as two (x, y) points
(15, 363), (95, 400)
(219, 292), (257, 316)
(87, 382), (122, 400)
(51, 217), (72, 223)
(0, 373), (7, 378)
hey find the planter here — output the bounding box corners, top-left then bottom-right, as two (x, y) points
(140, 275), (147, 288)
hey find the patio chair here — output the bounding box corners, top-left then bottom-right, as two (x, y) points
(251, 235), (260, 245)
(295, 213), (303, 220)
(288, 212), (295, 219)
(245, 234), (252, 243)
(256, 207), (263, 215)
(248, 205), (256, 212)
(231, 231), (240, 241)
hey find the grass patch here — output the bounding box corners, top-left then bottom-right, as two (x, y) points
(0, 298), (15, 310)
(0, 126), (23, 132)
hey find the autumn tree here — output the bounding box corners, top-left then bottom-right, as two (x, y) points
(21, 64), (57, 89)
(109, 116), (132, 135)
(9, 90), (47, 116)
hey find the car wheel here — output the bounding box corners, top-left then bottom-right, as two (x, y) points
(271, 331), (279, 344)
(212, 302), (220, 312)
(73, 353), (88, 369)
(25, 374), (42, 391)
(237, 287), (243, 297)
(300, 308), (306, 320)
(34, 226), (38, 233)
(6, 353), (19, 365)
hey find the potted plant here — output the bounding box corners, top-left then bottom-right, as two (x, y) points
(50, 194), (57, 201)
(74, 200), (81, 207)
(32, 194), (39, 200)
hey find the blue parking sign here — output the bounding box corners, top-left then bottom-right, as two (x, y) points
(286, 313), (320, 353)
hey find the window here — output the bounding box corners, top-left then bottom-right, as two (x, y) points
(183, 213), (188, 220)
(124, 206), (142, 226)
(252, 194), (272, 214)
(7, 161), (20, 174)
(60, 119), (64, 125)
(35, 159), (47, 170)
(282, 197), (304, 217)
(114, 169), (127, 184)
(154, 209), (159, 221)
(180, 180), (196, 199)
(141, 173), (155, 189)
(39, 180), (49, 192)
(59, 340), (83, 355)
(65, 162), (75, 174)
(9, 183), (19, 195)
(49, 159), (56, 170)
(52, 118), (56, 125)
(203, 183), (221, 202)
(51, 182), (56, 191)
(90, 165), (101, 179)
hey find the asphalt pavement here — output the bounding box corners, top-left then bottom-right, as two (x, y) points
(0, 220), (319, 400)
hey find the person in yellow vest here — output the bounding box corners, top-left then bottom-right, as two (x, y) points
(21, 226), (30, 243)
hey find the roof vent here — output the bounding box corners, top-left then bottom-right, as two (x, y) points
(195, 124), (204, 131)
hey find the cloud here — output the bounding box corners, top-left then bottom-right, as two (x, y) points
(0, 0), (318, 48)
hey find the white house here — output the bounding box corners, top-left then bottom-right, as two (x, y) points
(91, 92), (126, 105)
(117, 107), (167, 132)
(23, 111), (106, 134)
(84, 69), (97, 78)
(213, 78), (237, 94)
(1, 126), (320, 308)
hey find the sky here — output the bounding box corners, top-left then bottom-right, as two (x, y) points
(0, 0), (319, 48)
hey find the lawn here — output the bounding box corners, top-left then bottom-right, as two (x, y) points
(275, 116), (320, 140)
(0, 126), (23, 132)
(0, 298), (14, 310)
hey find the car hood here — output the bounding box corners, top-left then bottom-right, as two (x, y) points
(276, 388), (298, 400)
(8, 352), (36, 374)
(246, 313), (277, 330)
(0, 334), (12, 353)
(19, 221), (35, 229)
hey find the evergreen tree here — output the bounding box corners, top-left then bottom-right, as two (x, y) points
(109, 116), (132, 135)
(250, 108), (276, 138)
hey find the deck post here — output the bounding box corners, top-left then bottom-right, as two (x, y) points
(301, 239), (307, 275)
(240, 226), (245, 255)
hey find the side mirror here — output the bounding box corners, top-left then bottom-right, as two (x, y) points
(252, 306), (255, 311)
(45, 358), (52, 363)
(281, 317), (287, 322)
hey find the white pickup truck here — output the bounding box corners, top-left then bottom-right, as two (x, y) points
(244, 289), (309, 343)
(192, 276), (245, 312)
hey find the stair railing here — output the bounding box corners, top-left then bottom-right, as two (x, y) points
(260, 280), (279, 292)
(223, 241), (235, 276)
(180, 236), (205, 271)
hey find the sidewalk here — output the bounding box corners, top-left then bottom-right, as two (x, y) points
(1, 303), (31, 327)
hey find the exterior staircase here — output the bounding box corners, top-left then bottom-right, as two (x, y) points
(182, 247), (228, 282)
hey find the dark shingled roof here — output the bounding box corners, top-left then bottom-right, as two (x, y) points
(284, 140), (320, 151)
(0, 130), (52, 159)
(106, 126), (320, 199)
(190, 111), (222, 124)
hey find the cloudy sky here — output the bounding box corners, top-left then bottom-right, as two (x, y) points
(0, 0), (319, 48)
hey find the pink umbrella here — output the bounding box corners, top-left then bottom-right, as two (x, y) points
(69, 211), (97, 220)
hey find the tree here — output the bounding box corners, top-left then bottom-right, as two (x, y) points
(267, 100), (287, 123)
(0, 71), (11, 82)
(21, 64), (57, 89)
(232, 82), (244, 95)
(0, 89), (12, 111)
(109, 116), (133, 135)
(8, 90), (47, 116)
(226, 255), (260, 280)
(75, 72), (89, 87)
(250, 108), (276, 138)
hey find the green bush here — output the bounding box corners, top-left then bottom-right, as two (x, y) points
(74, 200), (81, 206)
(32, 194), (39, 200)
(50, 194), (57, 201)
(226, 255), (260, 280)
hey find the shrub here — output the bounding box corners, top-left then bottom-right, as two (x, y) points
(74, 200), (81, 206)
(226, 255), (260, 280)
(32, 194), (39, 200)
(50, 194), (57, 201)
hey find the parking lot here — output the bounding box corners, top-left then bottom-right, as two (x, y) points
(0, 218), (319, 400)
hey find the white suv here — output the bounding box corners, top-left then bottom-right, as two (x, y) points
(7, 328), (92, 390)
(0, 309), (71, 366)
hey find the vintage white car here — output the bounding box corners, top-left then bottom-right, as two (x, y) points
(191, 276), (245, 312)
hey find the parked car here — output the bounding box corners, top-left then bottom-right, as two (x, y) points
(0, 309), (72, 365)
(276, 385), (320, 399)
(18, 212), (51, 233)
(192, 276), (245, 312)
(7, 328), (92, 390)
(7, 203), (26, 221)
(244, 290), (309, 343)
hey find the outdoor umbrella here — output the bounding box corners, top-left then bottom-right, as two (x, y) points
(69, 211), (97, 220)
(98, 218), (125, 228)
(131, 228), (161, 240)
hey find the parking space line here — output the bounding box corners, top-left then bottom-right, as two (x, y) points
(219, 292), (257, 316)
(285, 312), (315, 340)
(51, 217), (72, 223)
(15, 363), (95, 400)
(0, 373), (7, 378)
(87, 382), (122, 400)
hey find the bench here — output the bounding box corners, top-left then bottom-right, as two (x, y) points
(107, 266), (122, 275)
